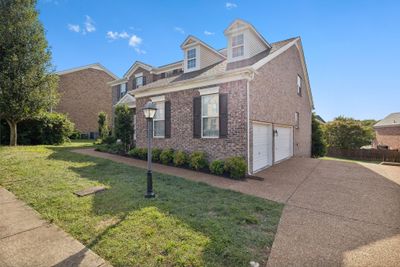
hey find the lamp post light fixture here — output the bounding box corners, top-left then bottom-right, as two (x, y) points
(143, 101), (157, 198)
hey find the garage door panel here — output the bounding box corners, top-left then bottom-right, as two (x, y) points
(253, 123), (272, 172)
(274, 126), (293, 163)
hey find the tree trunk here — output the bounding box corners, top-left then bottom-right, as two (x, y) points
(6, 120), (17, 146)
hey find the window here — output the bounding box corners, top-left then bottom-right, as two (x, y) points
(201, 94), (219, 137)
(153, 101), (165, 138)
(297, 75), (302, 96)
(120, 83), (127, 98)
(232, 34), (244, 58)
(295, 112), (300, 129)
(187, 48), (196, 69)
(135, 76), (143, 88)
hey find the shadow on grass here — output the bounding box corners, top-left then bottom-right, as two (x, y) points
(46, 146), (283, 266)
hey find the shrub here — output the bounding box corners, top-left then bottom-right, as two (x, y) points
(128, 147), (147, 160)
(311, 113), (327, 157)
(152, 148), (162, 162)
(69, 130), (81, 140)
(173, 150), (188, 167)
(224, 157), (247, 179)
(209, 160), (225, 175)
(98, 111), (110, 140)
(189, 151), (208, 170)
(114, 105), (133, 151)
(102, 135), (117, 145)
(160, 148), (174, 165)
(96, 144), (125, 155)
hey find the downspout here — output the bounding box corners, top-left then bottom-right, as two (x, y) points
(247, 71), (255, 176)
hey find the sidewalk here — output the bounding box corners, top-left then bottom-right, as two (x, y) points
(0, 187), (111, 267)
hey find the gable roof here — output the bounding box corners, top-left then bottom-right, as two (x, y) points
(224, 19), (272, 49)
(180, 35), (226, 59)
(56, 63), (118, 80)
(114, 93), (136, 108)
(123, 61), (154, 78)
(374, 112), (400, 128)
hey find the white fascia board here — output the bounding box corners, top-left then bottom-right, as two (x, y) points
(108, 78), (128, 86)
(198, 86), (219, 95)
(57, 63), (119, 80)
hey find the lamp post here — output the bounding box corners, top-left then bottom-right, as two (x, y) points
(143, 101), (157, 198)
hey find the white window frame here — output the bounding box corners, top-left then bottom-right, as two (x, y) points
(232, 33), (244, 58)
(295, 112), (300, 129)
(135, 76), (143, 89)
(120, 83), (127, 98)
(297, 75), (302, 96)
(153, 100), (165, 138)
(201, 93), (219, 138)
(187, 48), (197, 70)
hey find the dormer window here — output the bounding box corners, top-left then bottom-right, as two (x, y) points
(135, 73), (146, 89)
(120, 83), (127, 98)
(187, 48), (197, 69)
(232, 34), (244, 58)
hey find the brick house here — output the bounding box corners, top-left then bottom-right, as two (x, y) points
(111, 19), (314, 174)
(373, 112), (400, 150)
(55, 63), (118, 138)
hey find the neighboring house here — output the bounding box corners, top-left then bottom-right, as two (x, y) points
(112, 19), (314, 174)
(55, 63), (118, 138)
(315, 115), (326, 124)
(373, 112), (400, 150)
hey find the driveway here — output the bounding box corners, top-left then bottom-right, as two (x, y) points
(258, 158), (400, 266)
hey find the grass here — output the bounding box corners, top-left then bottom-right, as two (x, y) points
(0, 141), (283, 267)
(321, 156), (381, 164)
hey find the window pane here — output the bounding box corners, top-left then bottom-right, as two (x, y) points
(187, 48), (196, 59)
(154, 120), (165, 137)
(154, 102), (165, 120)
(232, 46), (244, 57)
(202, 94), (219, 117)
(232, 34), (244, 46)
(188, 58), (196, 69)
(136, 76), (143, 87)
(203, 117), (219, 137)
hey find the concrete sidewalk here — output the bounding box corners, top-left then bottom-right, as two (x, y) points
(0, 188), (111, 267)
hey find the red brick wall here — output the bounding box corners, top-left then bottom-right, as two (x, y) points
(375, 127), (400, 150)
(135, 80), (248, 162)
(55, 68), (115, 134)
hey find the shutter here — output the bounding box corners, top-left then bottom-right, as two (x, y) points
(164, 101), (171, 138)
(193, 97), (201, 138)
(117, 85), (121, 100)
(219, 94), (228, 138)
(143, 76), (147, 86)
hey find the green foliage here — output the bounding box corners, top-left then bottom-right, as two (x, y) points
(311, 113), (327, 157)
(98, 112), (109, 140)
(160, 148), (174, 165)
(0, 0), (59, 145)
(324, 116), (375, 149)
(152, 148), (162, 162)
(128, 147), (147, 160)
(114, 105), (133, 151)
(102, 135), (116, 145)
(209, 160), (225, 175)
(96, 143), (125, 155)
(69, 130), (81, 140)
(173, 150), (188, 167)
(224, 157), (247, 179)
(189, 151), (208, 170)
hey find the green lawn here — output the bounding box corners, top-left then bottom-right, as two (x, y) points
(0, 142), (283, 267)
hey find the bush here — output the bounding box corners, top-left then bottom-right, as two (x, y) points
(128, 147), (147, 160)
(160, 148), (174, 165)
(173, 150), (188, 167)
(189, 151), (208, 170)
(152, 148), (162, 162)
(114, 105), (133, 151)
(98, 111), (110, 140)
(224, 157), (247, 179)
(312, 113), (327, 157)
(102, 135), (117, 145)
(69, 130), (81, 140)
(210, 160), (225, 175)
(96, 143), (125, 155)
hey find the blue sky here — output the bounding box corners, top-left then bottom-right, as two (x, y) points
(37, 0), (400, 121)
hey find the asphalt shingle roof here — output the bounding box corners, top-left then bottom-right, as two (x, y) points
(374, 112), (400, 128)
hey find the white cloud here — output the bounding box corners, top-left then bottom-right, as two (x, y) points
(204, 30), (215, 36)
(106, 31), (130, 40)
(67, 24), (80, 33)
(129, 35), (142, 47)
(134, 48), (147, 55)
(174, 27), (185, 34)
(84, 15), (96, 32)
(225, 2), (238, 9)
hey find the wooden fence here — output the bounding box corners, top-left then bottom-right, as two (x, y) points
(327, 147), (400, 163)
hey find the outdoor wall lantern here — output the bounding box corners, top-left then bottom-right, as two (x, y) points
(143, 101), (157, 198)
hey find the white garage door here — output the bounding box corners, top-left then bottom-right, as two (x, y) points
(253, 123), (273, 172)
(274, 126), (293, 163)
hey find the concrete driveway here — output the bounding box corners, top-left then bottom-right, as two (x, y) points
(257, 158), (400, 266)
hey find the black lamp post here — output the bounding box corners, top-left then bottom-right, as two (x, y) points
(143, 101), (157, 198)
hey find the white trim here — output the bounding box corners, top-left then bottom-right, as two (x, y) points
(198, 86), (219, 96)
(247, 80), (251, 175)
(153, 101), (165, 138)
(114, 93), (136, 108)
(108, 78), (128, 86)
(133, 69), (253, 98)
(124, 61), (153, 78)
(135, 72), (143, 78)
(56, 63), (119, 80)
(150, 95), (165, 102)
(181, 35), (226, 58)
(201, 93), (219, 138)
(224, 19), (272, 49)
(184, 45), (200, 73)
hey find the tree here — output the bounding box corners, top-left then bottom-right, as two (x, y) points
(311, 113), (326, 157)
(324, 116), (374, 149)
(0, 0), (58, 146)
(114, 105), (133, 151)
(98, 111), (109, 140)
